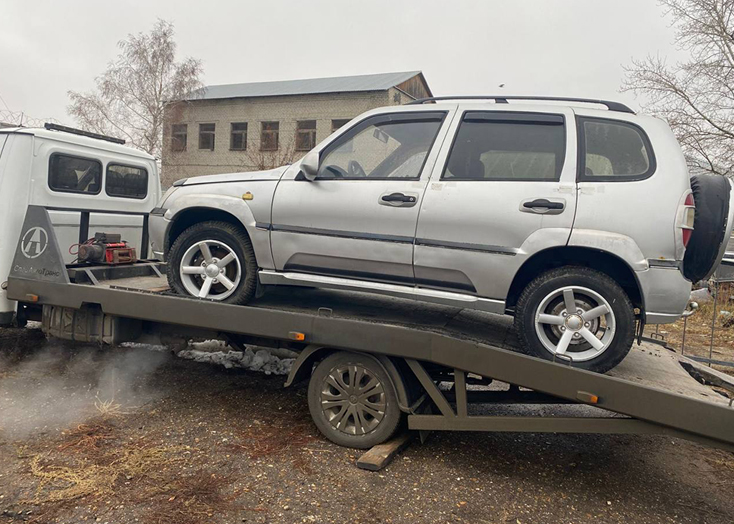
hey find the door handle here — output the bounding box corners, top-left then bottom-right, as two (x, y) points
(380, 192), (417, 207)
(381, 193), (416, 203)
(520, 198), (565, 214)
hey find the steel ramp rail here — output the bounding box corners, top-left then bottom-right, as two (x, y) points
(6, 206), (734, 451)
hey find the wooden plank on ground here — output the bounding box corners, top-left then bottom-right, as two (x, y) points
(356, 433), (412, 471)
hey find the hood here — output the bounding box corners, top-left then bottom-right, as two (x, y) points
(181, 165), (289, 186)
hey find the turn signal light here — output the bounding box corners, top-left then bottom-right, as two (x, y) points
(289, 331), (306, 341)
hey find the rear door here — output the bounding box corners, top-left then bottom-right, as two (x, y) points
(270, 110), (452, 284)
(414, 106), (578, 304)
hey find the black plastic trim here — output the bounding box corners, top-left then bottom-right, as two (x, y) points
(415, 238), (518, 255)
(271, 224), (414, 244)
(407, 96), (635, 114)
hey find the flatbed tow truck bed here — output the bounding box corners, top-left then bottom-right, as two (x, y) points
(6, 206), (734, 458)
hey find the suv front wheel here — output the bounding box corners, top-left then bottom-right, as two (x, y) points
(167, 221), (258, 305)
(514, 267), (635, 373)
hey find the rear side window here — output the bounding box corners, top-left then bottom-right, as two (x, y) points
(106, 164), (148, 199)
(578, 117), (655, 181)
(442, 112), (566, 181)
(49, 154), (102, 194)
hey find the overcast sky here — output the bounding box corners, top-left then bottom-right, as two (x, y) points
(1, 0), (684, 124)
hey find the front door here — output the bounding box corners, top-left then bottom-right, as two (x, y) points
(414, 107), (578, 306)
(271, 110), (451, 285)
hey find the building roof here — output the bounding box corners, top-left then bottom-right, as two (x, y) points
(189, 71), (427, 101)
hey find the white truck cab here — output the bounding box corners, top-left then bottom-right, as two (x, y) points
(0, 124), (160, 325)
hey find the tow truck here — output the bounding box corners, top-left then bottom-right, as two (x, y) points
(5, 205), (734, 467)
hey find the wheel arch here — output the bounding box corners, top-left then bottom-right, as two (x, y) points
(505, 246), (643, 313)
(285, 346), (416, 413)
(165, 206), (250, 255)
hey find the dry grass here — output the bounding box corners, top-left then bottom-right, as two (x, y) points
(57, 421), (115, 452)
(28, 443), (186, 504)
(234, 422), (317, 474)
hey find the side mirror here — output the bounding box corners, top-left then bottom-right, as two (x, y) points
(300, 150), (319, 181)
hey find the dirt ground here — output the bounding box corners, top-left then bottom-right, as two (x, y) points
(1, 327), (734, 524)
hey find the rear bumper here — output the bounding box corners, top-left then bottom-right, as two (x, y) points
(638, 266), (691, 324)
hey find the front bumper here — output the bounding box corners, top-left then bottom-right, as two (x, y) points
(638, 266), (691, 324)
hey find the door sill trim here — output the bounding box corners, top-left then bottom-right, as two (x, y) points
(258, 270), (506, 314)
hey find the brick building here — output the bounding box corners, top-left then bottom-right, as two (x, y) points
(161, 71), (432, 187)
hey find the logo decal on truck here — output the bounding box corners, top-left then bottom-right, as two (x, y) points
(21, 227), (49, 259)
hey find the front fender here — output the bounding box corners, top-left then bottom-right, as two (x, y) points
(163, 187), (275, 269)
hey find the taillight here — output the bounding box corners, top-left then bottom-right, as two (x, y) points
(682, 194), (695, 247)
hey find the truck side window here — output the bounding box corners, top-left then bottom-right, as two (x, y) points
(578, 117), (655, 181)
(106, 164), (148, 199)
(48, 154), (102, 195)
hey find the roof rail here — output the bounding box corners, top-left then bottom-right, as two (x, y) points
(406, 96), (635, 114)
(44, 123), (126, 145)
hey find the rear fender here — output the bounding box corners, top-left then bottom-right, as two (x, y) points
(568, 229), (648, 271)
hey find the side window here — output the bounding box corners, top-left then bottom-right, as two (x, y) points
(106, 164), (148, 199)
(579, 117), (655, 180)
(48, 154), (102, 194)
(316, 112), (445, 180)
(442, 112), (565, 181)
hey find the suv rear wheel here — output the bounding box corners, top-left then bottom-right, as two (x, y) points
(167, 221), (258, 305)
(514, 267), (635, 373)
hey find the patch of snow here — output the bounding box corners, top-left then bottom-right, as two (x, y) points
(178, 342), (294, 376)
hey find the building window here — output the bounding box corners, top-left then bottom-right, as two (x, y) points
(171, 124), (187, 152)
(106, 164), (148, 199)
(48, 153), (102, 194)
(261, 121), (279, 151)
(199, 123), (215, 150)
(230, 122), (248, 151)
(331, 119), (350, 133)
(296, 120), (317, 151)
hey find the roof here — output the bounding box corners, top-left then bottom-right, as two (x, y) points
(0, 127), (156, 160)
(189, 71), (426, 101)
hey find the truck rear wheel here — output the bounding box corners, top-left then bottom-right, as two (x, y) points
(308, 351), (403, 449)
(167, 221), (258, 305)
(514, 267), (635, 373)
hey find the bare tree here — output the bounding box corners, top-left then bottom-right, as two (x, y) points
(242, 139), (301, 171)
(68, 20), (203, 158)
(622, 0), (734, 176)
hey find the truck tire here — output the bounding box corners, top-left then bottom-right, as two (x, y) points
(167, 221), (258, 305)
(308, 351), (403, 449)
(683, 174), (732, 283)
(514, 267), (635, 373)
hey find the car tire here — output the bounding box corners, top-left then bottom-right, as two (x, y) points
(308, 351), (403, 449)
(683, 174), (732, 282)
(514, 267), (635, 373)
(167, 221), (258, 305)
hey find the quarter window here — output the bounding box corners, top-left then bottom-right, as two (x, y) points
(171, 124), (187, 152)
(106, 164), (148, 199)
(48, 154), (102, 194)
(261, 121), (279, 151)
(316, 112), (445, 180)
(230, 122), (248, 151)
(579, 117), (654, 180)
(296, 120), (317, 151)
(199, 123), (215, 150)
(442, 112), (565, 181)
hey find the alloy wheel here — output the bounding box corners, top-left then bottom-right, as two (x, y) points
(179, 240), (242, 300)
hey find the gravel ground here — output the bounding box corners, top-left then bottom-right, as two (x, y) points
(1, 326), (734, 524)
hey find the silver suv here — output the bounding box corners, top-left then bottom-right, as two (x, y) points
(150, 96), (734, 372)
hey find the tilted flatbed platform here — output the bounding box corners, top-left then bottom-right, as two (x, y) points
(6, 206), (734, 453)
